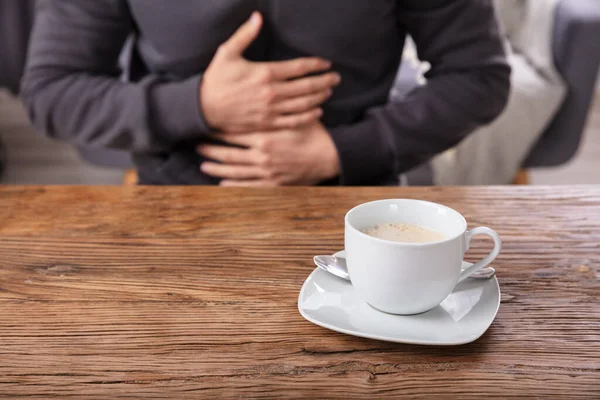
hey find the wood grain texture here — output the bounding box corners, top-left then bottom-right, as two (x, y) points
(0, 186), (599, 399)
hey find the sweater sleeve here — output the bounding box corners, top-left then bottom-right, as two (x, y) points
(20, 0), (210, 153)
(328, 0), (511, 185)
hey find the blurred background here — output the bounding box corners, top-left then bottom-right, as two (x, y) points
(0, 0), (599, 185)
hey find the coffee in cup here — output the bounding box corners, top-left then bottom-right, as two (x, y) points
(345, 199), (501, 315)
(362, 223), (446, 244)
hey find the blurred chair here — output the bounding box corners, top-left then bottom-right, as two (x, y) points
(395, 0), (600, 184)
(0, 0), (34, 95)
(0, 0), (36, 180)
(522, 0), (600, 169)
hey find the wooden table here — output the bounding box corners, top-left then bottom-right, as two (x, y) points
(0, 186), (599, 398)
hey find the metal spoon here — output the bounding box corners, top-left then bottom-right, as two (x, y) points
(313, 255), (496, 282)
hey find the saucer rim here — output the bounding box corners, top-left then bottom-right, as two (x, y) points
(298, 253), (500, 346)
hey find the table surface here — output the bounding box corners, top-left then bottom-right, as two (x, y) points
(0, 186), (599, 398)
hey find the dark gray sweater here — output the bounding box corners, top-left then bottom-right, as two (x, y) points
(21, 0), (510, 185)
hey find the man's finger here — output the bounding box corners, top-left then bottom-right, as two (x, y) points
(220, 179), (279, 188)
(275, 72), (341, 99)
(265, 58), (332, 81)
(197, 144), (258, 165)
(200, 162), (266, 180)
(210, 133), (261, 148)
(219, 12), (262, 57)
(272, 108), (323, 129)
(273, 90), (332, 114)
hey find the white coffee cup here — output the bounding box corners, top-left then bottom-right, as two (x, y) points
(345, 199), (501, 315)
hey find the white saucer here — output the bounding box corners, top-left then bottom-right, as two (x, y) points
(298, 251), (500, 346)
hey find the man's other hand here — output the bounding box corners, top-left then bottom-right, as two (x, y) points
(197, 122), (341, 187)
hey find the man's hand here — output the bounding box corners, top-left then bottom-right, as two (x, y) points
(197, 122), (341, 187)
(201, 12), (341, 133)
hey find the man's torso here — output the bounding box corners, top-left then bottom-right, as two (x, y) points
(127, 0), (405, 127)
(125, 0), (407, 185)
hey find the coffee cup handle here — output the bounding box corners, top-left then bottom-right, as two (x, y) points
(459, 227), (502, 283)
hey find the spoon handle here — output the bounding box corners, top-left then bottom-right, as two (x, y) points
(314, 255), (495, 281)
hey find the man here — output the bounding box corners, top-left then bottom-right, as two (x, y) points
(21, 1), (510, 186)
